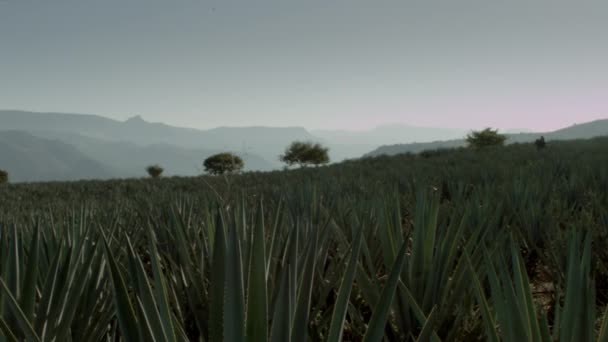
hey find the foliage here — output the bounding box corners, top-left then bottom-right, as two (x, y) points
(203, 152), (244, 175)
(0, 137), (607, 340)
(280, 141), (329, 167)
(466, 127), (507, 148)
(145, 164), (164, 178)
(535, 136), (547, 149)
(0, 169), (7, 184)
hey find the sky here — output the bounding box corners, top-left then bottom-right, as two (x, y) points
(1, 0), (607, 131)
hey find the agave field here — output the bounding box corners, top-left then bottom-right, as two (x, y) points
(1, 137), (608, 341)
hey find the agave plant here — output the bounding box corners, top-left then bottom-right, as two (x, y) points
(0, 137), (607, 341)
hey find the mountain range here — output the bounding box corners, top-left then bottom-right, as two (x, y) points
(0, 110), (606, 182)
(0, 110), (314, 163)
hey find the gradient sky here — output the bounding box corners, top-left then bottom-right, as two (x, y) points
(1, 0), (607, 131)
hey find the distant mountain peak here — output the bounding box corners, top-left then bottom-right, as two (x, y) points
(124, 115), (146, 124)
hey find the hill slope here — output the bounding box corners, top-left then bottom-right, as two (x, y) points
(365, 119), (608, 157)
(30, 131), (274, 176)
(312, 124), (468, 146)
(0, 131), (112, 182)
(312, 124), (469, 162)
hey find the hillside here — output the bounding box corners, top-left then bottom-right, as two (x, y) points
(364, 118), (608, 157)
(312, 124), (469, 162)
(312, 124), (468, 146)
(547, 118), (608, 139)
(29, 131), (275, 177)
(0, 131), (112, 182)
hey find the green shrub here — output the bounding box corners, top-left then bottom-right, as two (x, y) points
(535, 136), (547, 149)
(466, 128), (507, 148)
(146, 164), (164, 178)
(280, 141), (330, 167)
(203, 152), (244, 175)
(0, 169), (7, 184)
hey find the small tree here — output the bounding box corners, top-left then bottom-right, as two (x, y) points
(535, 136), (546, 150)
(466, 128), (507, 149)
(146, 164), (164, 178)
(280, 141), (330, 167)
(204, 153), (244, 175)
(0, 169), (7, 184)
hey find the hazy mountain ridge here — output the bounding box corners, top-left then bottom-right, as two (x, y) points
(0, 110), (313, 165)
(312, 124), (468, 145)
(364, 119), (608, 157)
(0, 110), (485, 166)
(27, 131), (275, 176)
(310, 124), (468, 161)
(0, 110), (288, 181)
(0, 131), (112, 182)
(1, 110), (606, 182)
(312, 125), (536, 160)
